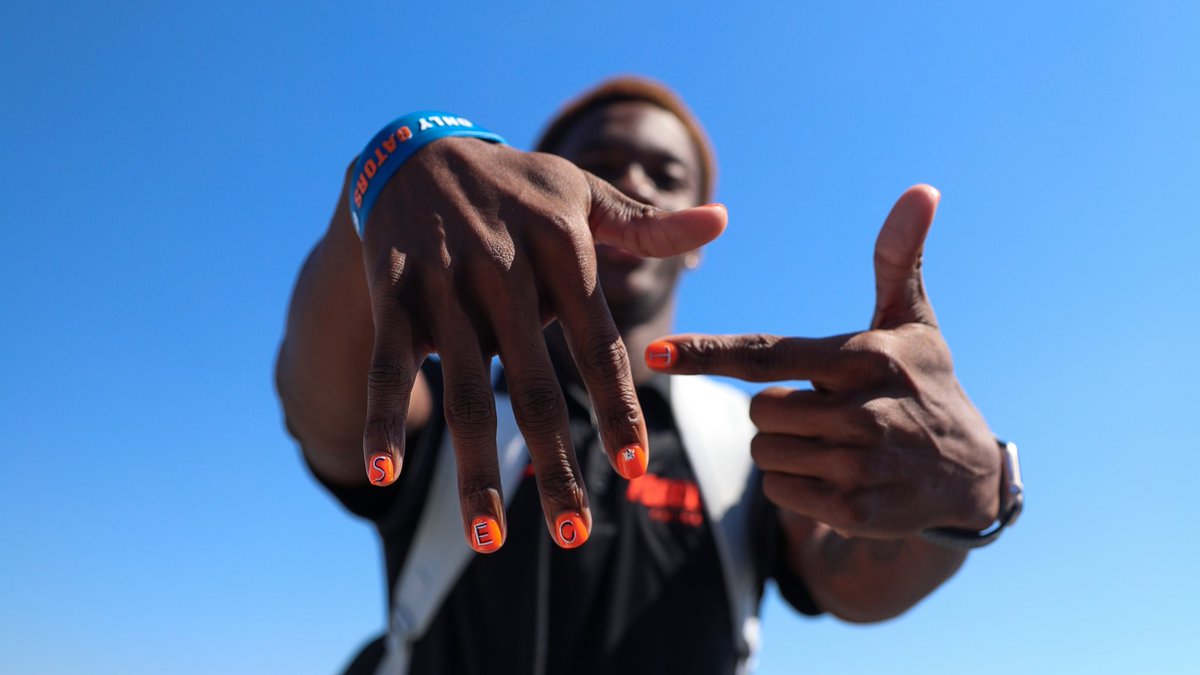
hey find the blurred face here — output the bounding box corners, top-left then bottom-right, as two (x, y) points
(552, 100), (705, 325)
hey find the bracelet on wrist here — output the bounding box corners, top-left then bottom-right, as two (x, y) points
(348, 111), (506, 237)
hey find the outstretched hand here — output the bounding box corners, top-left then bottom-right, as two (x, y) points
(360, 136), (727, 552)
(645, 186), (1000, 539)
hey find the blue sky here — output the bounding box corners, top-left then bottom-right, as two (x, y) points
(2, 2), (1197, 673)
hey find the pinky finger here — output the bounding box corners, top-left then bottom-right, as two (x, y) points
(362, 308), (422, 486)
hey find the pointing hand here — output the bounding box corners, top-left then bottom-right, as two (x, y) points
(645, 186), (1000, 539)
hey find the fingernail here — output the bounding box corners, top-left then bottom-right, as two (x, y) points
(554, 512), (589, 549)
(367, 452), (397, 486)
(616, 444), (648, 480)
(700, 203), (725, 209)
(469, 515), (503, 554)
(645, 340), (677, 369)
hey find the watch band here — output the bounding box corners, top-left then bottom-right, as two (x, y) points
(920, 439), (1023, 551)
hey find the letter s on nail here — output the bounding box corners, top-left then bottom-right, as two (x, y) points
(369, 455), (389, 483)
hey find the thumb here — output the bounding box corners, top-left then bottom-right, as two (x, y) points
(585, 173), (727, 257)
(871, 184), (940, 330)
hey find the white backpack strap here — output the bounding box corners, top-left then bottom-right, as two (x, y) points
(670, 375), (761, 675)
(375, 393), (528, 675)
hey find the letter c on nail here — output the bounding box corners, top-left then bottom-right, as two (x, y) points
(559, 519), (577, 544)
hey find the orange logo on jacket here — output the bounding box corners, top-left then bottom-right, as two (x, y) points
(626, 473), (704, 527)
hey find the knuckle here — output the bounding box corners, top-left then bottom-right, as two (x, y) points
(749, 433), (773, 464)
(734, 335), (783, 379)
(849, 332), (902, 379)
(447, 220), (517, 281)
(631, 202), (658, 220)
(536, 462), (583, 504)
(367, 359), (412, 399)
(372, 286), (412, 317)
(368, 358), (408, 383)
(444, 381), (496, 438)
(611, 196), (656, 222)
(839, 489), (878, 529)
(363, 412), (402, 447)
(842, 450), (882, 486)
(682, 334), (725, 371)
(362, 414), (389, 438)
(458, 474), (498, 500)
(478, 235), (518, 273)
(428, 213), (453, 274)
(748, 387), (788, 426)
(370, 249), (409, 288)
(547, 212), (574, 234)
(598, 389), (641, 435)
(542, 213), (588, 250)
(760, 472), (787, 505)
(863, 330), (895, 353)
(903, 324), (954, 373)
(855, 398), (893, 435)
(511, 379), (567, 436)
(581, 333), (631, 378)
(524, 153), (579, 199)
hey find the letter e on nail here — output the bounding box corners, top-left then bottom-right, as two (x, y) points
(474, 521), (493, 547)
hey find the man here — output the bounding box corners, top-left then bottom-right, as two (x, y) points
(276, 77), (1015, 674)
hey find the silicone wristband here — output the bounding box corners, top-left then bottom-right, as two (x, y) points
(348, 111), (506, 236)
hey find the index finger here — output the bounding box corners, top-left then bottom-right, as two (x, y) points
(643, 333), (857, 389)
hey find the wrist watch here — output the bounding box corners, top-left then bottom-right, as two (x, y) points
(920, 439), (1024, 551)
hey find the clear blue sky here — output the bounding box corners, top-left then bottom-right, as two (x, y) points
(2, 2), (1197, 673)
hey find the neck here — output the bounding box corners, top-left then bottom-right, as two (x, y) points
(545, 297), (677, 389)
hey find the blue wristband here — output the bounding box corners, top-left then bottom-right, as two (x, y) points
(348, 111), (506, 236)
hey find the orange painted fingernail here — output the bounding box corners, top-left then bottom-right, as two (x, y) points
(469, 515), (503, 554)
(367, 452), (397, 486)
(616, 444), (648, 480)
(554, 512), (589, 549)
(645, 340), (677, 369)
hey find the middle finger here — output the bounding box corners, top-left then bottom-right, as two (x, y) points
(487, 271), (590, 549)
(429, 299), (507, 554)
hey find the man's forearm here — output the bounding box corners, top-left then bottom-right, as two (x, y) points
(275, 165), (429, 485)
(781, 511), (967, 623)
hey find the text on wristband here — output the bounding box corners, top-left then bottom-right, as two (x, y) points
(351, 116), (479, 209)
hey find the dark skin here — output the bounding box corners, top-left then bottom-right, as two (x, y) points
(554, 104), (1001, 620)
(276, 98), (1002, 620)
(277, 102), (727, 553)
(545, 101), (705, 388)
(650, 186), (1002, 620)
